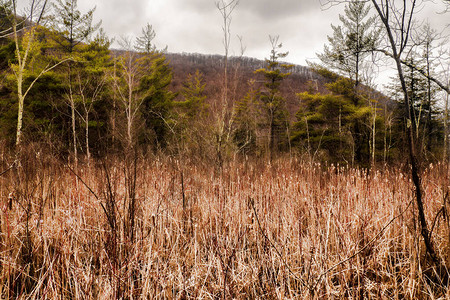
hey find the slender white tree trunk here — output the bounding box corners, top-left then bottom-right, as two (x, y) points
(16, 73), (24, 146)
(69, 90), (78, 167)
(85, 112), (90, 165)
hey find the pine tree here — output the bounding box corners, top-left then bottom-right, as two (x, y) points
(233, 80), (258, 155)
(315, 1), (379, 164)
(135, 23), (156, 54)
(254, 36), (293, 160)
(139, 52), (175, 149)
(51, 0), (101, 54)
(293, 75), (375, 165)
(178, 70), (207, 120)
(173, 70), (208, 154)
(317, 0), (378, 87)
(293, 91), (352, 162)
(388, 55), (441, 156)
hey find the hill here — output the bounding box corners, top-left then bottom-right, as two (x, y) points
(165, 52), (331, 120)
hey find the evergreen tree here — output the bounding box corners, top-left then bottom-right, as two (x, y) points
(139, 52), (175, 149)
(232, 80), (258, 155)
(178, 69), (207, 121)
(293, 76), (376, 165)
(0, 1), (13, 41)
(317, 0), (378, 87)
(254, 36), (293, 160)
(293, 91), (351, 162)
(314, 1), (379, 164)
(51, 0), (101, 54)
(388, 55), (442, 157)
(173, 70), (208, 155)
(417, 24), (442, 154)
(135, 23), (156, 54)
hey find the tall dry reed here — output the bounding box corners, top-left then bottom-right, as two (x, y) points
(1, 152), (449, 299)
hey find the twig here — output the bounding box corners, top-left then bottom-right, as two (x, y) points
(0, 162), (16, 177)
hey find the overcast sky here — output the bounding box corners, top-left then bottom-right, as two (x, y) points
(73, 0), (337, 64)
(68, 0), (447, 64)
(21, 0), (447, 88)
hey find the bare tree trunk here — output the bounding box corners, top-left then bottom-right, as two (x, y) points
(9, 0), (66, 148)
(215, 0), (239, 170)
(85, 112), (90, 165)
(425, 41), (433, 153)
(372, 102), (377, 166)
(16, 74), (24, 146)
(69, 83), (78, 168)
(269, 108), (274, 162)
(383, 104), (387, 165)
(445, 87), (449, 162)
(371, 0), (437, 262)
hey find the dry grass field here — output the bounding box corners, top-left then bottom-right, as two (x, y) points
(1, 150), (450, 299)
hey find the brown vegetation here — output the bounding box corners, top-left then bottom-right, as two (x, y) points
(1, 147), (450, 299)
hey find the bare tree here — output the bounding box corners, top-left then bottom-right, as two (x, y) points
(324, 0), (440, 262)
(215, 0), (239, 169)
(370, 0), (440, 263)
(445, 65), (450, 161)
(112, 37), (144, 148)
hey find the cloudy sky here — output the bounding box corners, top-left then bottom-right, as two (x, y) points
(74, 0), (336, 64)
(70, 0), (448, 64)
(26, 0), (448, 84)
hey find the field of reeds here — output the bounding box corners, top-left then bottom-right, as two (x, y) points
(1, 149), (450, 299)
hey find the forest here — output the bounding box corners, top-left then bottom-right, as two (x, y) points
(0, 0), (450, 298)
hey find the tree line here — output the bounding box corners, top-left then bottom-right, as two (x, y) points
(0, 0), (449, 168)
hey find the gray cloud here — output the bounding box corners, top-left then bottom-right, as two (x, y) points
(77, 0), (448, 69)
(238, 0), (313, 21)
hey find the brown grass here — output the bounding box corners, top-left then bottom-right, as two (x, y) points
(1, 151), (450, 299)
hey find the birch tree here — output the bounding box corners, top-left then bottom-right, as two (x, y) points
(5, 0), (72, 147)
(215, 0), (239, 168)
(76, 31), (110, 165)
(112, 37), (143, 148)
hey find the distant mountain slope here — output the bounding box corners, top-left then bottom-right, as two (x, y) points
(165, 52), (331, 119)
